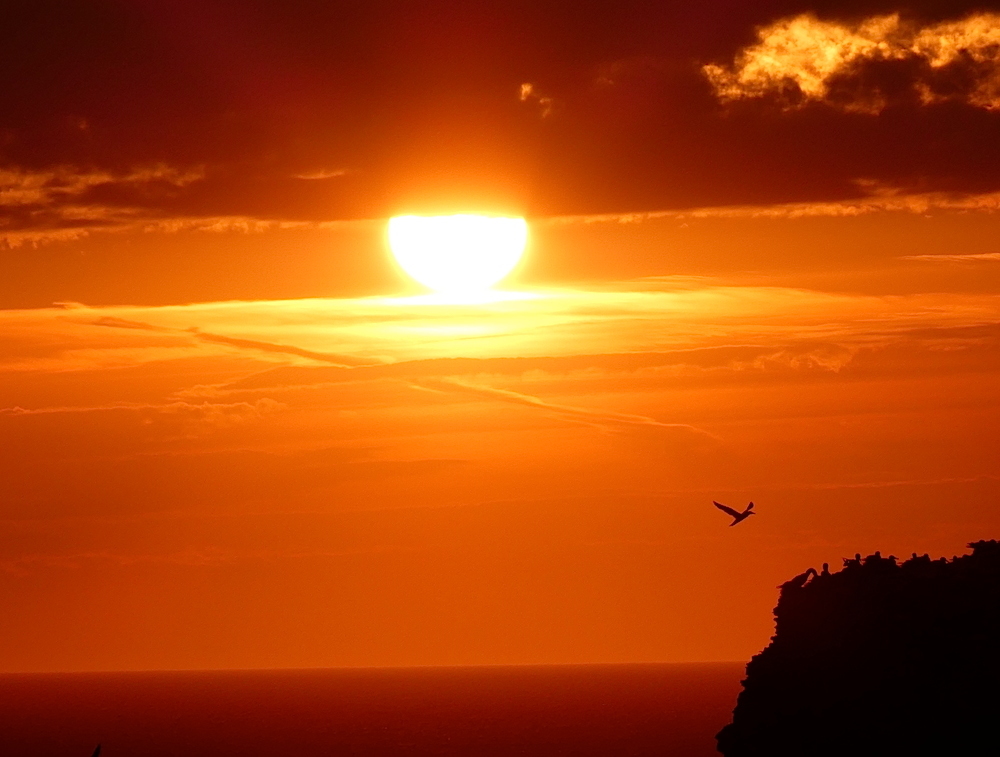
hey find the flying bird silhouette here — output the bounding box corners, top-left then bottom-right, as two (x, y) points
(714, 501), (755, 526)
(91, 746), (101, 757)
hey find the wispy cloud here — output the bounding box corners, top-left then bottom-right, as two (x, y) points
(0, 163), (202, 247)
(87, 315), (373, 367)
(87, 316), (174, 331)
(189, 342), (862, 399)
(704, 12), (1000, 113)
(544, 189), (1000, 225)
(3, 286), (996, 376)
(0, 162), (370, 248)
(292, 168), (348, 180)
(2, 212), (366, 248)
(187, 329), (375, 367)
(0, 398), (284, 420)
(0, 164), (203, 208)
(901, 252), (1000, 262)
(417, 378), (717, 437)
(519, 82), (555, 117)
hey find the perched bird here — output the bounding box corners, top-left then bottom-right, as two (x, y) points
(713, 501), (755, 526)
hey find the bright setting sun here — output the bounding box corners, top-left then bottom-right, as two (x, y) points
(387, 214), (528, 294)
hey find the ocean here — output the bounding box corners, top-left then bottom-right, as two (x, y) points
(0, 662), (743, 756)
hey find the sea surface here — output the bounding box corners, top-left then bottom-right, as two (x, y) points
(0, 662), (744, 756)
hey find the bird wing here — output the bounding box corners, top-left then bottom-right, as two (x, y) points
(713, 501), (741, 518)
(745, 501), (754, 512)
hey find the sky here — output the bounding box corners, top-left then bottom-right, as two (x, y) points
(1, 0), (999, 672)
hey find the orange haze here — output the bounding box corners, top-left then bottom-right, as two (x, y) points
(2, 203), (998, 671)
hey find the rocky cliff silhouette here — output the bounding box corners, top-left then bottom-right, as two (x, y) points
(717, 540), (1000, 756)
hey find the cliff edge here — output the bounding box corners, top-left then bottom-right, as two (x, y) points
(717, 540), (1000, 756)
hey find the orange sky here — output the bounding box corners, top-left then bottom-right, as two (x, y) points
(2, 1), (1000, 672)
(3, 203), (998, 671)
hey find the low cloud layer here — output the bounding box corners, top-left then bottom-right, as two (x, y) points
(546, 188), (1000, 225)
(704, 12), (1000, 113)
(0, 163), (359, 249)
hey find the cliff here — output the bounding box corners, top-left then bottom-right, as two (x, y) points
(716, 540), (1000, 756)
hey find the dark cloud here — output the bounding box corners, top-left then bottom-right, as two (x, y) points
(3, 0), (1000, 224)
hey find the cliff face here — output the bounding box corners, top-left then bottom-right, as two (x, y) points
(716, 541), (1000, 756)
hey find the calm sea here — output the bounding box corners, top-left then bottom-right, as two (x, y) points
(0, 662), (743, 756)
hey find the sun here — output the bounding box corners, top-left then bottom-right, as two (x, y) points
(387, 214), (528, 294)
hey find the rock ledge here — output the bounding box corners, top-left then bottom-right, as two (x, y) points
(717, 540), (1000, 756)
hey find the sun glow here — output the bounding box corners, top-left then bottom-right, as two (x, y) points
(388, 214), (528, 295)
